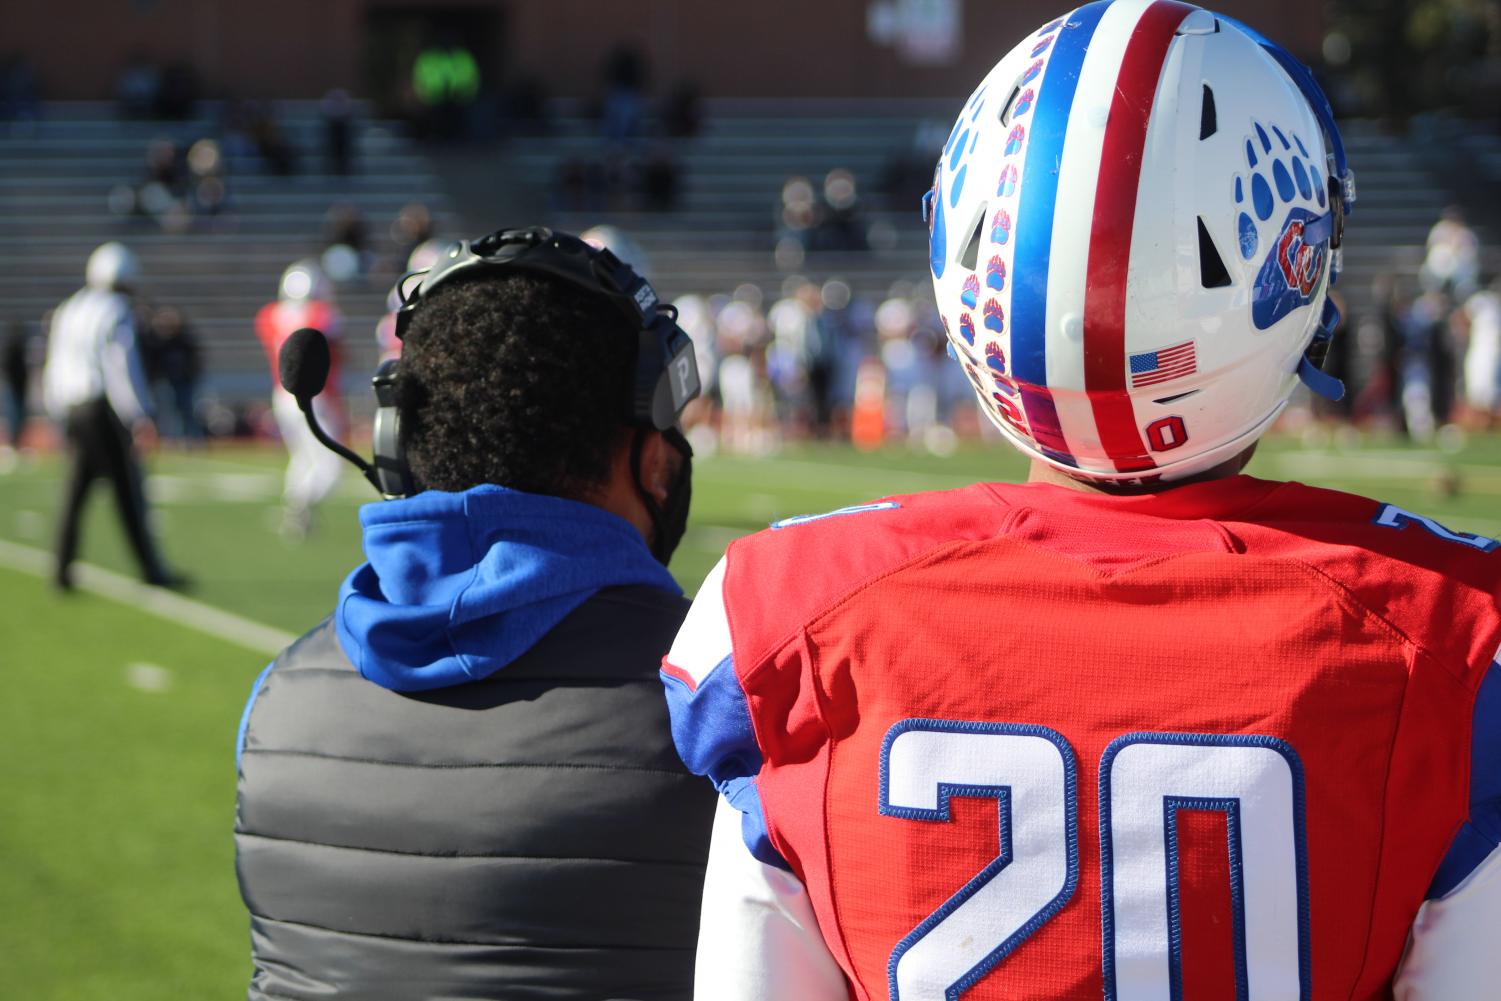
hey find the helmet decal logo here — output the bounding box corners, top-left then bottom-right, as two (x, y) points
(961, 274), (981, 309)
(996, 165), (1018, 199)
(1012, 88), (1036, 119)
(959, 312), (975, 345)
(1020, 59), (1044, 86)
(1235, 121), (1330, 330)
(986, 255), (1006, 291)
(1037, 18), (1065, 37)
(1031, 35), (1055, 57)
(991, 207), (1013, 243)
(983, 298), (1005, 333)
(1130, 341), (1198, 388)
(1004, 125), (1026, 156)
(985, 342), (1007, 375)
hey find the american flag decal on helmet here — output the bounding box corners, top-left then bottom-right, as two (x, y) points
(1129, 340), (1197, 388)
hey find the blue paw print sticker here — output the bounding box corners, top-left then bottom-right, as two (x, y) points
(983, 298), (1005, 333)
(985, 255), (1006, 291)
(1235, 121), (1330, 330)
(961, 274), (980, 309)
(985, 342), (1007, 375)
(996, 165), (1017, 199)
(991, 207), (1012, 243)
(1003, 124), (1026, 156)
(959, 313), (975, 345)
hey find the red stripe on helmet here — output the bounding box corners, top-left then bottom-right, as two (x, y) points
(1082, 0), (1197, 473)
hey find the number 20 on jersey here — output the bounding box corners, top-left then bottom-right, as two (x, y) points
(879, 719), (1309, 1001)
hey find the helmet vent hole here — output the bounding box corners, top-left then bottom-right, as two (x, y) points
(1197, 217), (1232, 288)
(1153, 390), (1200, 405)
(999, 84), (1023, 126)
(1199, 84), (1218, 140)
(957, 203), (988, 272)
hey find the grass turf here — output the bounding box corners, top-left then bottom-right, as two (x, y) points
(1, 431), (1499, 997)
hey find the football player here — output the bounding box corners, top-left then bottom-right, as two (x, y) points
(661, 3), (1500, 999)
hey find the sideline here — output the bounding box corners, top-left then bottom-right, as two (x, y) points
(0, 537), (295, 656)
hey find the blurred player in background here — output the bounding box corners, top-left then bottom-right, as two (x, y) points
(255, 259), (345, 540)
(42, 242), (182, 590)
(662, 4), (1500, 999)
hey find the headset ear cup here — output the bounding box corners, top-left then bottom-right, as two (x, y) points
(371, 359), (414, 498)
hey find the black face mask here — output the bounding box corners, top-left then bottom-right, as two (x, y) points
(632, 427), (693, 567)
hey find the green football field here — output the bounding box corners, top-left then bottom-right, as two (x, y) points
(1, 432), (1499, 998)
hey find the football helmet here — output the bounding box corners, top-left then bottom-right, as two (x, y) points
(928, 0), (1355, 482)
(85, 242), (140, 291)
(279, 259), (334, 303)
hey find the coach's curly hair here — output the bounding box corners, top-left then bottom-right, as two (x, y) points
(395, 271), (635, 498)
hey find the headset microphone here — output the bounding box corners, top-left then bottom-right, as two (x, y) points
(278, 328), (386, 493)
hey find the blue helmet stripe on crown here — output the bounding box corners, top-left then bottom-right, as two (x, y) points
(1009, 0), (1110, 457)
(1011, 2), (1108, 391)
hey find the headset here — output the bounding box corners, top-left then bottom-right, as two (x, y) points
(282, 226), (702, 500)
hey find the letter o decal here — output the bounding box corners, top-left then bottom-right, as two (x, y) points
(1146, 416), (1188, 452)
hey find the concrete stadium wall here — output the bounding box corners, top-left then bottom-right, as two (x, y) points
(13, 0), (1322, 102)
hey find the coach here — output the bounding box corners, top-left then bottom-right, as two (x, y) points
(234, 228), (714, 1000)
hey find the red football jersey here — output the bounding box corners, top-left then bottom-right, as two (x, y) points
(255, 299), (343, 396)
(663, 476), (1501, 1000)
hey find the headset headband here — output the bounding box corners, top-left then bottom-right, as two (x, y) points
(394, 226), (665, 341)
(390, 225), (701, 431)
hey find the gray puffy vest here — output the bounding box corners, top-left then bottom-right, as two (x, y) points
(235, 585), (716, 1000)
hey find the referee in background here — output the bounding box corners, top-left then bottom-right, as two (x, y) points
(42, 242), (181, 591)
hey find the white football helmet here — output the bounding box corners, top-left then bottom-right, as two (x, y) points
(928, 1), (1355, 482)
(86, 242), (140, 291)
(279, 259), (334, 303)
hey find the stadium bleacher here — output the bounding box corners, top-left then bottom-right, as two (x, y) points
(0, 100), (453, 404)
(0, 98), (1482, 413)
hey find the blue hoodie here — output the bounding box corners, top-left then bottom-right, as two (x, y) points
(334, 485), (681, 693)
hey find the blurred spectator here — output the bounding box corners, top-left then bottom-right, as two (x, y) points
(322, 203), (371, 282)
(186, 138), (228, 215)
(155, 61), (199, 119)
(1461, 282), (1501, 429)
(0, 53), (41, 131)
(660, 81), (703, 139)
(501, 75), (550, 137)
(3, 322), (30, 462)
(320, 88), (358, 175)
(248, 102), (298, 176)
(140, 305), (204, 444)
(389, 202), (436, 269)
(600, 46), (648, 144)
(1401, 289), (1457, 442)
(812, 168), (869, 252)
(1420, 206), (1481, 300)
(640, 146), (682, 211)
(765, 279), (822, 433)
(1352, 272), (1409, 427)
(774, 171), (872, 259)
(255, 261), (347, 541)
(115, 52), (161, 120)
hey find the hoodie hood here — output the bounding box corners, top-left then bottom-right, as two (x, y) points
(335, 485), (681, 692)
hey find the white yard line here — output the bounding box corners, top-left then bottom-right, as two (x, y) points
(0, 537), (295, 656)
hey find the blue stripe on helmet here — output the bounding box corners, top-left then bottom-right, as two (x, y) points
(1011, 1), (1110, 396)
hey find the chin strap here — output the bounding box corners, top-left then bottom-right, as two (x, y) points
(1298, 297), (1345, 401)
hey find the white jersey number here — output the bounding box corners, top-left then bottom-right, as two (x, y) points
(880, 723), (1309, 1001)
